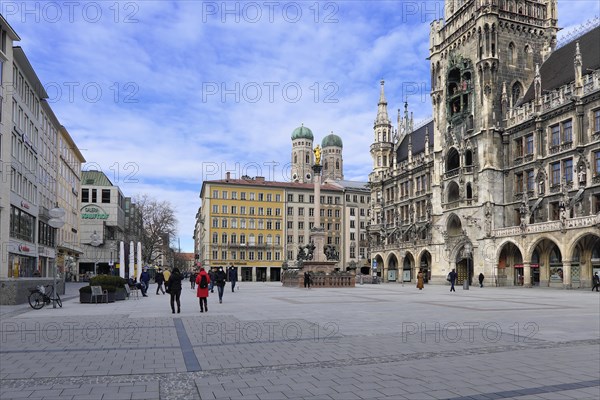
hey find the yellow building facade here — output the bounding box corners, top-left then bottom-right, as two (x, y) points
(200, 176), (285, 281)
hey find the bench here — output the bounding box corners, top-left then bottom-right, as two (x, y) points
(90, 286), (108, 304)
(124, 284), (139, 300)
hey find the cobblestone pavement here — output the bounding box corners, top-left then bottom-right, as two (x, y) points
(1, 282), (599, 399)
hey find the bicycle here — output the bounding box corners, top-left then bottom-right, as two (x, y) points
(28, 284), (62, 309)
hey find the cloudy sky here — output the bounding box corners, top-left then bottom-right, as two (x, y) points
(4, 0), (597, 252)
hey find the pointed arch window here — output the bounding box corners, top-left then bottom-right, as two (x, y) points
(508, 42), (515, 65)
(512, 81), (523, 106)
(336, 160), (340, 170)
(524, 45), (533, 69)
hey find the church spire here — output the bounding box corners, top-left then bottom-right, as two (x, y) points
(375, 80), (390, 125)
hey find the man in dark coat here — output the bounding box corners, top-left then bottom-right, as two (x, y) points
(167, 267), (184, 313)
(215, 267), (227, 303)
(155, 268), (165, 295)
(449, 268), (457, 292)
(228, 265), (238, 292)
(208, 268), (216, 293)
(140, 267), (150, 297)
(478, 272), (485, 288)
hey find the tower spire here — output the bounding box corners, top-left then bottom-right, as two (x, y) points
(375, 80), (390, 125)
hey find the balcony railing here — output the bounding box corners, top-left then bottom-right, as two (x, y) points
(445, 168), (460, 179)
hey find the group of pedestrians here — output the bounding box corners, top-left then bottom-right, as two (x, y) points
(195, 265), (238, 311)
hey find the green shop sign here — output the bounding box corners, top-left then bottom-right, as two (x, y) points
(81, 205), (109, 219)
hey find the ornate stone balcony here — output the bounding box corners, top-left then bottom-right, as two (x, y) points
(493, 215), (600, 238)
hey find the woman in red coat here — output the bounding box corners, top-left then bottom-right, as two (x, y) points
(195, 267), (210, 312)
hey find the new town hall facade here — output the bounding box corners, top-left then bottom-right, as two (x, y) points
(368, 0), (600, 288)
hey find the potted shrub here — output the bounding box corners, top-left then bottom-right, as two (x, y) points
(104, 285), (117, 302)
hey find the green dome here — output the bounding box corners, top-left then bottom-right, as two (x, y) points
(291, 124), (314, 141)
(322, 133), (343, 148)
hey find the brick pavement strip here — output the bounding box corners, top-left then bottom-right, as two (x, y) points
(0, 284), (599, 399)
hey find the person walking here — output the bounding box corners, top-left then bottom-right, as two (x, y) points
(416, 270), (424, 290)
(478, 272), (485, 288)
(228, 265), (238, 292)
(215, 267), (226, 303)
(304, 271), (311, 288)
(140, 267), (150, 297)
(155, 268), (165, 295)
(208, 268), (216, 293)
(592, 272), (600, 292)
(449, 268), (458, 292)
(196, 267), (210, 312)
(190, 270), (197, 290)
(167, 267), (183, 314)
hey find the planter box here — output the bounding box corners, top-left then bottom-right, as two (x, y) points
(114, 288), (126, 301)
(80, 292), (92, 303)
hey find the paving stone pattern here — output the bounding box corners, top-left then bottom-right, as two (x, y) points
(0, 283), (598, 399)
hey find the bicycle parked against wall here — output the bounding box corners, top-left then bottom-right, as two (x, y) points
(28, 284), (62, 309)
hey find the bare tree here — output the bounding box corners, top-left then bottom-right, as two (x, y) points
(135, 194), (178, 266)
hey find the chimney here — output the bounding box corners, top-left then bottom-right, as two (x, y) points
(226, 172), (230, 181)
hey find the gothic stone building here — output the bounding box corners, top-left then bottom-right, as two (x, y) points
(368, 0), (600, 288)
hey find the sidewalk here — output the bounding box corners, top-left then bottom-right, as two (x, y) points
(1, 282), (598, 399)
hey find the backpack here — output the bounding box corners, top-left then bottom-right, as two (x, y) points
(446, 273), (452, 282)
(199, 274), (208, 289)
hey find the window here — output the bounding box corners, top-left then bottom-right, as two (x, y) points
(212, 205), (218, 213)
(515, 173), (524, 193)
(212, 218), (218, 228)
(526, 170), (535, 191)
(327, 209), (332, 217)
(91, 189), (97, 203)
(275, 194), (281, 202)
(287, 207), (293, 216)
(309, 208), (314, 216)
(298, 222), (304, 229)
(335, 210), (340, 218)
(287, 221), (293, 229)
(551, 162), (560, 185)
(212, 250), (218, 260)
(309, 195), (314, 203)
(240, 251), (246, 260)
(298, 207), (304, 216)
(240, 219), (246, 228)
(240, 206), (246, 214)
(298, 235), (304, 244)
(222, 233), (228, 244)
(231, 206), (237, 214)
(222, 191), (228, 199)
(298, 194), (304, 202)
(266, 221), (272, 229)
(595, 151), (600, 175)
(248, 252), (255, 260)
(562, 120), (572, 143)
(258, 193), (264, 201)
(515, 138), (523, 157)
(101, 189), (110, 203)
(287, 194), (294, 202)
(222, 219), (228, 228)
(82, 188), (89, 203)
(222, 205), (228, 213)
(258, 207), (264, 215)
(525, 134), (534, 155)
(212, 233), (218, 244)
(350, 208), (355, 216)
(212, 190), (218, 199)
(232, 191), (237, 200)
(287, 235), (293, 243)
(594, 109), (600, 133)
(551, 125), (560, 147)
(258, 235), (264, 244)
(275, 221), (281, 229)
(350, 221), (355, 228)
(240, 234), (246, 244)
(275, 208), (281, 216)
(266, 208), (272, 216)
(563, 159), (573, 183)
(250, 193), (255, 200)
(232, 219), (237, 228)
(249, 207), (255, 215)
(266, 194), (272, 201)
(231, 234), (237, 244)
(241, 192), (246, 200)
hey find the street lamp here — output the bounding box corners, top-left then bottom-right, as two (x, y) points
(464, 243), (472, 290)
(48, 207), (66, 309)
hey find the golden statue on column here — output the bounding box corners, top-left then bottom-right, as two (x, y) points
(314, 145), (321, 165)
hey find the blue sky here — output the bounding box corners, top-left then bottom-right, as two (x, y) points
(3, 0), (597, 252)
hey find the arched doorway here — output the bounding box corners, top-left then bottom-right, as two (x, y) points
(570, 234), (600, 288)
(497, 241), (523, 286)
(402, 252), (415, 283)
(456, 243), (474, 285)
(387, 254), (398, 282)
(418, 251), (432, 283)
(373, 254), (385, 278)
(530, 238), (562, 287)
